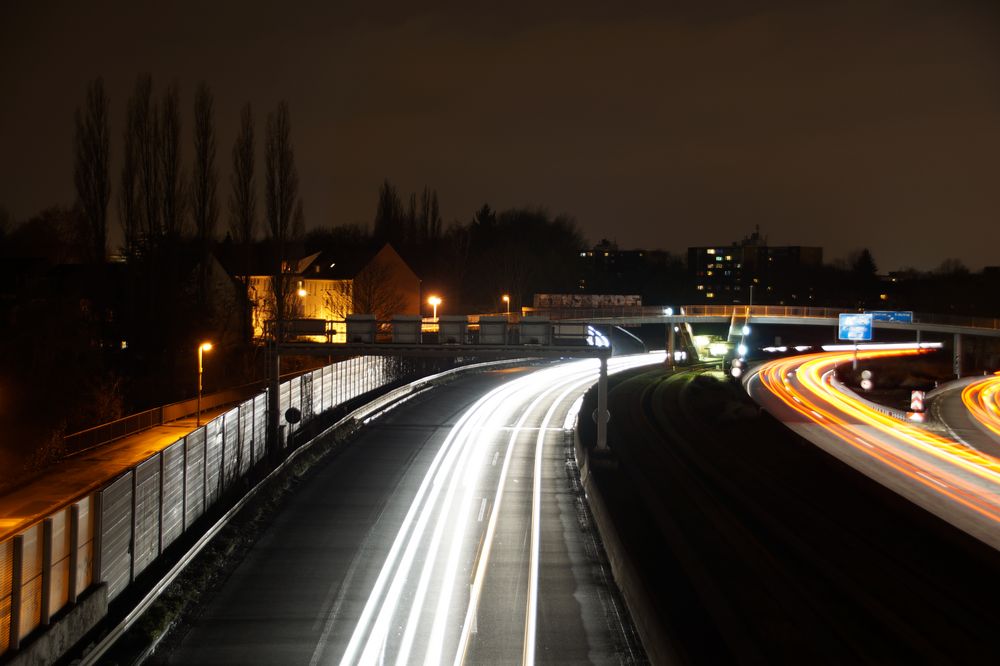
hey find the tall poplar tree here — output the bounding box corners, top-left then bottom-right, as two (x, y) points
(73, 77), (111, 263)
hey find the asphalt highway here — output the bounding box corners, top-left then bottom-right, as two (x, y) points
(592, 364), (1000, 663)
(928, 373), (1000, 459)
(749, 350), (1000, 550)
(165, 356), (660, 665)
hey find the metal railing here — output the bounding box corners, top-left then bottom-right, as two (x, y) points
(0, 354), (434, 657)
(522, 304), (1000, 332)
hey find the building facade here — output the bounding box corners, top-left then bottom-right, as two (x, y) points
(687, 229), (822, 304)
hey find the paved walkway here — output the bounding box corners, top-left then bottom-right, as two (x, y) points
(0, 407), (230, 542)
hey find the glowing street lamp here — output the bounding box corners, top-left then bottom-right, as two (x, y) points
(502, 294), (510, 315)
(197, 342), (213, 426)
(428, 295), (442, 320)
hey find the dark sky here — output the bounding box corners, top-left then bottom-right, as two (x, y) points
(2, 1), (1000, 271)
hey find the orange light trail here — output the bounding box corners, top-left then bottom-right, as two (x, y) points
(755, 350), (1000, 526)
(962, 374), (1000, 439)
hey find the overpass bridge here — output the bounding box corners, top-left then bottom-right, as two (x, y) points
(531, 303), (1000, 339)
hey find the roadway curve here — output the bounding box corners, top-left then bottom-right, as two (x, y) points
(748, 350), (1000, 551)
(594, 363), (1000, 662)
(165, 356), (660, 665)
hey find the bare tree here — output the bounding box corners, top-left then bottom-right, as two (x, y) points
(192, 82), (218, 246)
(373, 179), (402, 245)
(73, 77), (111, 263)
(160, 80), (184, 238)
(264, 101), (302, 334)
(119, 83), (142, 257)
(429, 190), (442, 240)
(191, 82), (218, 303)
(352, 256), (407, 320)
(132, 74), (160, 244)
(229, 103), (256, 341)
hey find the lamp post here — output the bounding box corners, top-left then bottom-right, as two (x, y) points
(197, 342), (213, 426)
(428, 295), (442, 320)
(502, 294), (510, 315)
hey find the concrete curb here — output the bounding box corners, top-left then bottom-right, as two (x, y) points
(573, 423), (674, 665)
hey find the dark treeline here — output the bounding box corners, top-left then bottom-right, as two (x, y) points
(775, 250), (1000, 317)
(305, 182), (586, 314)
(2, 73), (998, 485)
(0, 73), (306, 483)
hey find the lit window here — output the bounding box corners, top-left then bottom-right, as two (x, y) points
(880, 293), (888, 301)
(707, 270), (713, 276)
(120, 340), (128, 350)
(706, 248), (715, 254)
(706, 292), (715, 298)
(716, 256), (723, 261)
(696, 285), (704, 290)
(725, 255), (732, 260)
(579, 252), (587, 257)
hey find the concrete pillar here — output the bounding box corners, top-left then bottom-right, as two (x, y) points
(667, 324), (675, 367)
(596, 355), (609, 451)
(954, 333), (963, 378)
(916, 329), (921, 344)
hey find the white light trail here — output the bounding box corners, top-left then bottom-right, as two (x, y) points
(335, 353), (665, 665)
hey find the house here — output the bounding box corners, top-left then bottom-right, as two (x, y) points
(227, 243), (421, 341)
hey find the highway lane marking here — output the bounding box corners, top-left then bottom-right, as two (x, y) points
(338, 378), (522, 666)
(491, 451), (499, 466)
(498, 426), (565, 432)
(524, 375), (600, 666)
(477, 498), (487, 522)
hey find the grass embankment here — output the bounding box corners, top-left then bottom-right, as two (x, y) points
(579, 366), (1000, 664)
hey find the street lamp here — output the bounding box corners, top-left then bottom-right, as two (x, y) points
(197, 342), (213, 426)
(502, 294), (510, 315)
(428, 295), (442, 320)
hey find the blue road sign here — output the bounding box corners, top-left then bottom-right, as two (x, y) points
(868, 310), (914, 323)
(839, 313), (873, 341)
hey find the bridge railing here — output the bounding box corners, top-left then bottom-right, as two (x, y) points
(0, 354), (451, 658)
(525, 304), (1000, 332)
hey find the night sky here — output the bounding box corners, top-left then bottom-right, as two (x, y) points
(2, 1), (1000, 271)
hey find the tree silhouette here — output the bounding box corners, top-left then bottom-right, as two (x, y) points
(191, 82), (219, 304)
(73, 77), (110, 263)
(264, 101), (302, 334)
(132, 74), (160, 244)
(229, 102), (256, 341)
(159, 80), (185, 238)
(373, 179), (403, 245)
